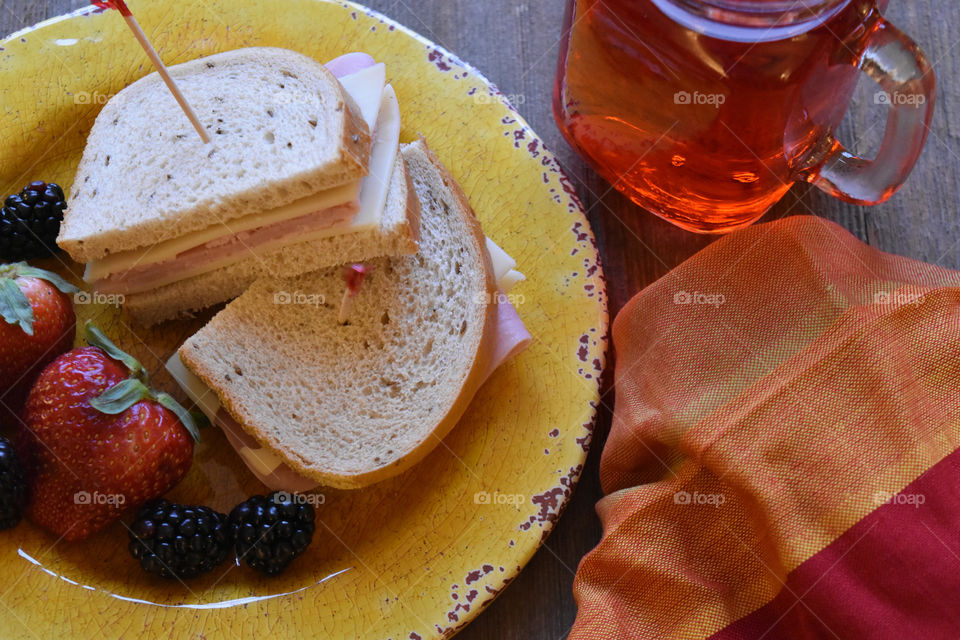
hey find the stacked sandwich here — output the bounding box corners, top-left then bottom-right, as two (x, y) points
(60, 48), (531, 490)
(61, 48), (417, 325)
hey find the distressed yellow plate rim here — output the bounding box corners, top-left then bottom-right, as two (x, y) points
(0, 1), (608, 638)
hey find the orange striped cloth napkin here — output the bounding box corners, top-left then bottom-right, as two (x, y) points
(570, 215), (960, 639)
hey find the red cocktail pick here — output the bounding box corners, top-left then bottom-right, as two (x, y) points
(344, 264), (372, 295)
(339, 264), (373, 324)
(91, 0), (210, 143)
(91, 1), (132, 16)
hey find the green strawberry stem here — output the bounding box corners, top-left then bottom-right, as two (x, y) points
(155, 392), (204, 439)
(88, 378), (152, 414)
(0, 262), (79, 335)
(85, 322), (145, 381)
(0, 278), (33, 336)
(84, 321), (200, 442)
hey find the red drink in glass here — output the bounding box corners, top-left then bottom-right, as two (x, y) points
(554, 0), (934, 233)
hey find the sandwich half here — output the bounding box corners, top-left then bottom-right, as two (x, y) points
(168, 139), (531, 489)
(60, 48), (419, 325)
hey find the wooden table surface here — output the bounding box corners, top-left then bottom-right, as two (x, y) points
(4, 0), (956, 638)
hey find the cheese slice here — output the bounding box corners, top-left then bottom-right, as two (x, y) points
(500, 269), (526, 291)
(486, 237), (526, 291)
(84, 182), (360, 283)
(167, 355), (222, 424)
(339, 63), (385, 128)
(355, 84), (401, 228)
(85, 64), (389, 284)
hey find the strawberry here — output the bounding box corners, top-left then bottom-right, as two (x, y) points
(0, 262), (78, 423)
(19, 322), (199, 541)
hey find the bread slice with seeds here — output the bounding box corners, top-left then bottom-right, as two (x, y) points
(179, 139), (497, 488)
(59, 47), (370, 263)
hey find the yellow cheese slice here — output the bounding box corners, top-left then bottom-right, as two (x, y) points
(238, 446), (285, 478)
(84, 181), (360, 282)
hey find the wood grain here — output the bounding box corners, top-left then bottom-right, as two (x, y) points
(3, 1), (956, 638)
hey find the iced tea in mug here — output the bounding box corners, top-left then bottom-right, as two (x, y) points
(554, 0), (935, 233)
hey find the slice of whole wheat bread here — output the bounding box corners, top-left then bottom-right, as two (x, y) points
(124, 153), (420, 326)
(179, 139), (498, 489)
(60, 47), (371, 263)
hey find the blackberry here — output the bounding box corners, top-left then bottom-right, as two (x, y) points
(128, 499), (234, 579)
(0, 181), (67, 260)
(230, 492), (315, 576)
(0, 435), (27, 530)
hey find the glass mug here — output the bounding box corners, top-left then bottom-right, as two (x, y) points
(553, 0), (936, 233)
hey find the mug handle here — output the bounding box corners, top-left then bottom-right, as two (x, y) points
(804, 17), (935, 205)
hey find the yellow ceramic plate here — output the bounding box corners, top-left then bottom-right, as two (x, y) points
(0, 1), (607, 637)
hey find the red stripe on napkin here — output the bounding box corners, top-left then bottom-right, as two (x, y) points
(710, 447), (960, 640)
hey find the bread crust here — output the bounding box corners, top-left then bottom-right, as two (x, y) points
(318, 141), (497, 488)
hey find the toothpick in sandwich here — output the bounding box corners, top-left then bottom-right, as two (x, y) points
(91, 0), (211, 143)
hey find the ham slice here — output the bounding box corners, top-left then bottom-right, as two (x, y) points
(95, 203), (359, 295)
(325, 52), (377, 77)
(483, 298), (533, 384)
